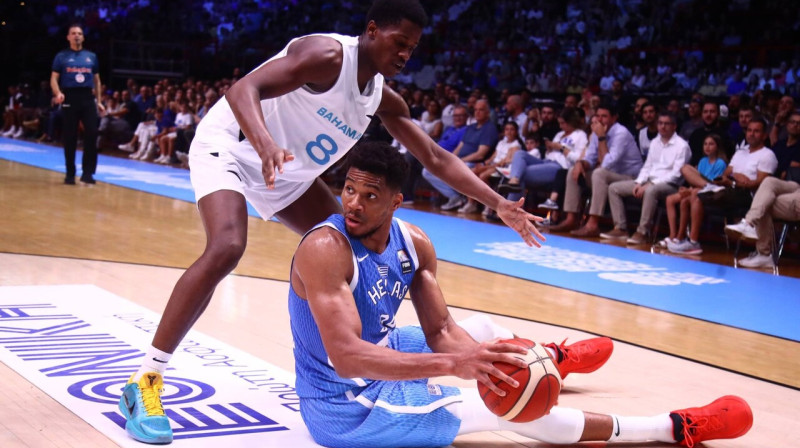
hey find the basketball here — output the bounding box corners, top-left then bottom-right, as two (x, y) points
(477, 338), (562, 423)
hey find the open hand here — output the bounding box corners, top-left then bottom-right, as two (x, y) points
(495, 197), (546, 247)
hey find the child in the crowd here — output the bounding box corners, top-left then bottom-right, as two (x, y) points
(661, 134), (728, 254)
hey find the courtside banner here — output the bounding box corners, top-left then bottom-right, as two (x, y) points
(0, 284), (321, 447)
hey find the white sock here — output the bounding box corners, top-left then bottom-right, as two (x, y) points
(449, 388), (584, 444)
(457, 315), (558, 360)
(607, 413), (674, 443)
(457, 315), (515, 342)
(132, 345), (173, 382)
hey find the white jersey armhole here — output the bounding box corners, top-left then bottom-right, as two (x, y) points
(308, 222), (359, 291)
(394, 218), (420, 271)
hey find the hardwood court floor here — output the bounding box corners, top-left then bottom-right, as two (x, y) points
(1, 158), (798, 447)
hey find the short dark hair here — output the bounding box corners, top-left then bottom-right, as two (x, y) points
(345, 140), (409, 191)
(658, 111), (678, 125)
(366, 0), (428, 28)
(748, 116), (768, 131)
(597, 102), (619, 116)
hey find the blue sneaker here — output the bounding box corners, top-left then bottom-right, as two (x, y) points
(119, 373), (173, 444)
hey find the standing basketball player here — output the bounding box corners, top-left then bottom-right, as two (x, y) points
(118, 1), (546, 443)
(51, 23), (104, 185)
(288, 140), (752, 448)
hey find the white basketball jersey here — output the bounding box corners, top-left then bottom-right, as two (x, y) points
(192, 33), (384, 183)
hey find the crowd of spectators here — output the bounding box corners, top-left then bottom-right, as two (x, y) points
(2, 0), (799, 267)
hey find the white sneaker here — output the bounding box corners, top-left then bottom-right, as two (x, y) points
(725, 219), (758, 240)
(667, 239), (703, 255)
(119, 142), (134, 152)
(657, 237), (678, 248)
(698, 183), (725, 195)
(457, 201), (479, 214)
(12, 126), (24, 138)
(440, 196), (466, 211)
(538, 198), (559, 210)
(2, 126), (17, 137)
(176, 151), (189, 163)
(738, 251), (775, 268)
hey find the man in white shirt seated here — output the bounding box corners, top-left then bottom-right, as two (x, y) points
(602, 112), (691, 245)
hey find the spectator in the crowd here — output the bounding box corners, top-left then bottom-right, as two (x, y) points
(538, 104), (560, 141)
(500, 108), (588, 212)
(422, 99), (497, 211)
(155, 101), (194, 164)
(636, 102), (658, 158)
(504, 94), (527, 140)
(729, 105), (753, 149)
(679, 98), (703, 140)
(627, 97), (649, 135)
(459, 121), (523, 214)
(771, 111), (800, 179)
(726, 176), (800, 268)
(133, 85), (156, 122)
(769, 95), (796, 144)
(688, 101), (732, 165)
(670, 118), (778, 254)
(549, 104), (643, 236)
(401, 104), (468, 203)
(522, 106), (540, 139)
(660, 134), (728, 252)
(602, 111), (690, 245)
(419, 99), (443, 141)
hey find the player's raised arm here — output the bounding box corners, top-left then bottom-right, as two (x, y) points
(224, 36), (342, 187)
(376, 86), (546, 247)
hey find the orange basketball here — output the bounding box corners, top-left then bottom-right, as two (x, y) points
(477, 338), (562, 422)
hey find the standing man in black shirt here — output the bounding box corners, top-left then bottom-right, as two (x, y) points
(50, 23), (104, 184)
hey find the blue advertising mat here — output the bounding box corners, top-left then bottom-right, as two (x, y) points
(3, 137), (798, 341)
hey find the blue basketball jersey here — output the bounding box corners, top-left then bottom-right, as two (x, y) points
(289, 214), (420, 399)
(52, 49), (99, 89)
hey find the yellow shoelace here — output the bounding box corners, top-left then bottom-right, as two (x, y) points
(140, 382), (166, 417)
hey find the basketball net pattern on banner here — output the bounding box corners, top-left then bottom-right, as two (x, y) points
(0, 285), (322, 447)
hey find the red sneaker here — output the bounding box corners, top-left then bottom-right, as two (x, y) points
(671, 395), (753, 447)
(543, 337), (613, 379)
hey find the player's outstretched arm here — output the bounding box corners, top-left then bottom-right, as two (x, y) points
(224, 36), (342, 188)
(377, 87), (545, 246)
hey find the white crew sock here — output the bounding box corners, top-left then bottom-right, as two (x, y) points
(457, 315), (515, 342)
(457, 315), (558, 360)
(607, 413), (675, 443)
(449, 388), (585, 444)
(132, 345), (173, 382)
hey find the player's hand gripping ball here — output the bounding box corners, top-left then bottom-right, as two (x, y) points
(478, 338), (562, 422)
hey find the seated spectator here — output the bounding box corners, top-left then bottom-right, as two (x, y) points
(660, 134), (728, 252)
(419, 99), (443, 141)
(636, 102), (658, 159)
(679, 99), (702, 141)
(460, 121), (523, 214)
(602, 112), (690, 245)
(549, 104), (643, 237)
(538, 104), (560, 141)
(500, 108), (588, 211)
(155, 101), (194, 164)
(729, 105), (753, 151)
(504, 94), (527, 140)
(422, 99), (497, 211)
(688, 101), (733, 165)
(771, 112), (800, 178)
(97, 91), (134, 150)
(401, 104), (468, 203)
(726, 176), (800, 268)
(769, 95), (796, 144)
(522, 106), (540, 138)
(668, 118), (778, 254)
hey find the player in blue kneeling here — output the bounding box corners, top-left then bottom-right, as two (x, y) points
(288, 140), (752, 448)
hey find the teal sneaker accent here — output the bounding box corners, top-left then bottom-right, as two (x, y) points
(118, 373), (173, 444)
